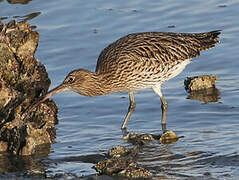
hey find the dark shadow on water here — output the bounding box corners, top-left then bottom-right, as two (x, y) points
(0, 144), (50, 178)
(50, 154), (106, 164)
(196, 153), (239, 167)
(13, 12), (41, 21)
(0, 12), (41, 22)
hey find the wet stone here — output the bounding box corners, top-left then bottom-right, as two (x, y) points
(108, 145), (131, 158)
(123, 132), (154, 145)
(118, 166), (152, 179)
(0, 20), (57, 155)
(184, 75), (218, 92)
(184, 75), (220, 103)
(94, 131), (182, 178)
(94, 145), (152, 179)
(94, 158), (135, 175)
(159, 130), (179, 144)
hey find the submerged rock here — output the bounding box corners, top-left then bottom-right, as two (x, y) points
(123, 131), (180, 145)
(94, 158), (135, 176)
(118, 166), (152, 179)
(94, 145), (152, 179)
(123, 133), (154, 145)
(0, 20), (57, 155)
(94, 131), (183, 178)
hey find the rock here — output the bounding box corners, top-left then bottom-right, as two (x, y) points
(184, 75), (220, 103)
(118, 166), (152, 179)
(184, 75), (218, 92)
(0, 20), (57, 155)
(94, 145), (151, 178)
(108, 145), (131, 158)
(94, 158), (135, 175)
(94, 130), (181, 178)
(123, 132), (154, 145)
(159, 130), (179, 144)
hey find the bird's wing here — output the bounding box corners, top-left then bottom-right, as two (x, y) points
(95, 31), (220, 73)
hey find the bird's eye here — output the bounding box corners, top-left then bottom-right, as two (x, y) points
(67, 76), (75, 83)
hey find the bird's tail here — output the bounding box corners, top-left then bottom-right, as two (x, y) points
(195, 30), (221, 51)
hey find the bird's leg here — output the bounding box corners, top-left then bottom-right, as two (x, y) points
(121, 91), (136, 130)
(160, 95), (168, 133)
(152, 85), (168, 133)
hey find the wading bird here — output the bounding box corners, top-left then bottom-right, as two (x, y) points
(35, 30), (220, 132)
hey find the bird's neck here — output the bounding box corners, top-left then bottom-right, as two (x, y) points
(78, 71), (120, 97)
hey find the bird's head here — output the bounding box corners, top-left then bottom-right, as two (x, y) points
(38, 69), (94, 103)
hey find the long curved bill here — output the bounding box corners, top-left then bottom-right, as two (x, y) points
(38, 83), (68, 104)
(22, 84), (68, 119)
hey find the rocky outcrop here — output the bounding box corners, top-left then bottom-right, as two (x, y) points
(0, 20), (57, 155)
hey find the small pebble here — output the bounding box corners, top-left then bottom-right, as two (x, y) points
(159, 130), (179, 144)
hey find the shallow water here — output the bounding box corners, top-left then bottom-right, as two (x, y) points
(1, 0), (239, 179)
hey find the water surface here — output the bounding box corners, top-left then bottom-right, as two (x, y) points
(0, 0), (239, 179)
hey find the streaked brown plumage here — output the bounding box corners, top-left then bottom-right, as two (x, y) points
(36, 30), (221, 131)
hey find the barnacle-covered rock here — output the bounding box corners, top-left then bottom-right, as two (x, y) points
(0, 20), (57, 155)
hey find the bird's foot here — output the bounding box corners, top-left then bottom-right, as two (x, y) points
(121, 127), (129, 136)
